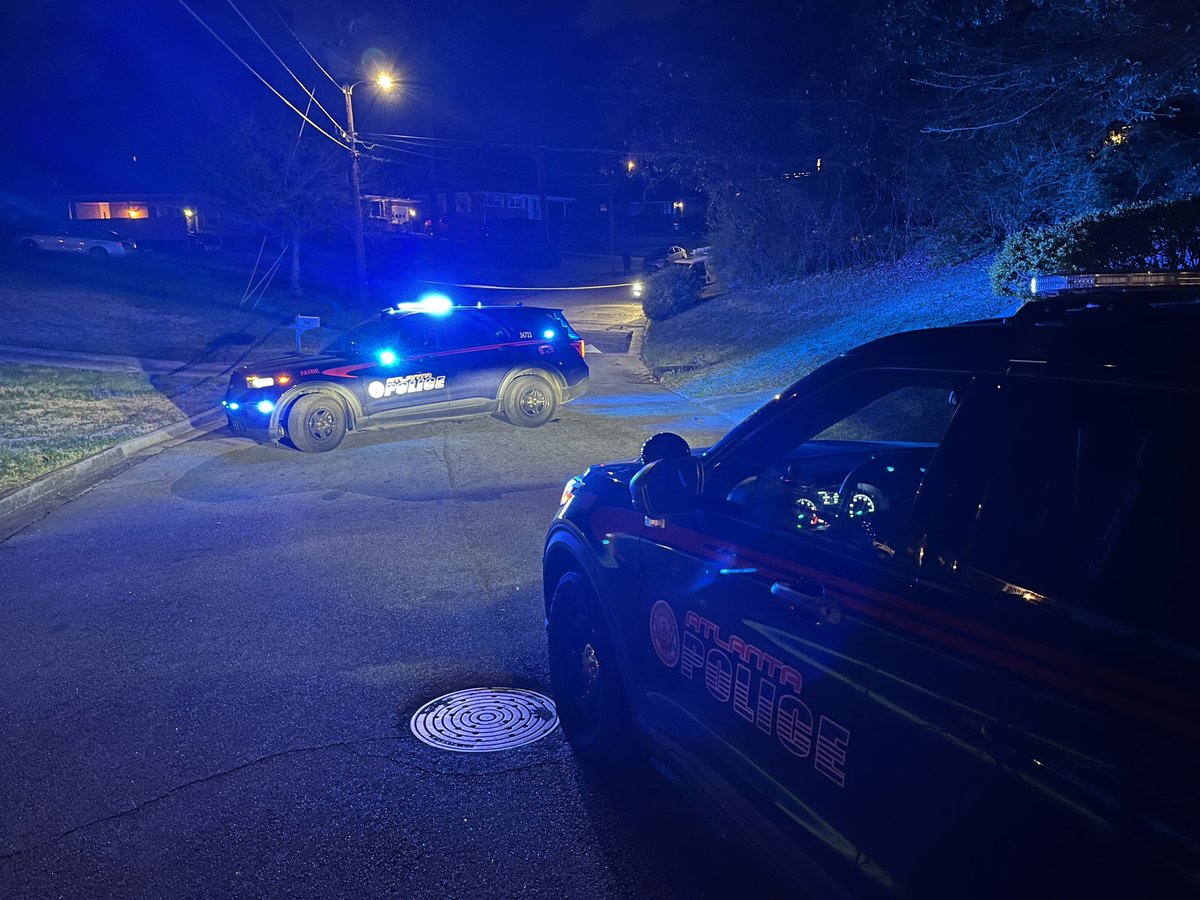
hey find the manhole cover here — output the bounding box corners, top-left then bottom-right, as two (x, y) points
(410, 688), (559, 752)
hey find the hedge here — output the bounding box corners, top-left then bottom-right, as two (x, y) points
(990, 196), (1200, 296)
(641, 264), (705, 321)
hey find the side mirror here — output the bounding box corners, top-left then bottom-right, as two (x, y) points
(630, 456), (703, 517)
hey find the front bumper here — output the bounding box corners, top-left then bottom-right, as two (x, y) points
(223, 393), (283, 441)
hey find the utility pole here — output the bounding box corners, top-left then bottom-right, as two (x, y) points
(608, 173), (616, 273)
(343, 83), (369, 318)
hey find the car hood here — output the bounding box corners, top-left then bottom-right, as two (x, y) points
(234, 352), (344, 374)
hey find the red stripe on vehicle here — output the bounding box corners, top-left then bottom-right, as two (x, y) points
(628, 517), (1200, 739)
(321, 362), (374, 378)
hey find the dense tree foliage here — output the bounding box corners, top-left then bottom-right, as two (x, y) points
(622, 0), (1200, 285)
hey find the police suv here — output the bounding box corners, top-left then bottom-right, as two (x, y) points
(542, 272), (1199, 898)
(223, 298), (589, 452)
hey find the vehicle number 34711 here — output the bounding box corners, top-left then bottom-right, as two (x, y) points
(650, 601), (850, 787)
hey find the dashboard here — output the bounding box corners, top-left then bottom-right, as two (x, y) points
(725, 444), (936, 545)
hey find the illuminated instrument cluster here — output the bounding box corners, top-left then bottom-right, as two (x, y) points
(793, 484), (879, 532)
(794, 486), (841, 531)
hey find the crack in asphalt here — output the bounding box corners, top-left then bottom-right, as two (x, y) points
(436, 425), (496, 595)
(2, 734), (572, 863)
(0, 736), (400, 862)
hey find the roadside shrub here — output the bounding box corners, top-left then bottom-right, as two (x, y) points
(641, 265), (703, 321)
(991, 196), (1200, 296)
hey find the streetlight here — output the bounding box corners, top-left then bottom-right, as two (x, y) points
(343, 72), (396, 316)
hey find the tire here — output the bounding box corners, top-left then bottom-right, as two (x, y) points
(19, 239), (37, 253)
(503, 374), (558, 428)
(88, 246), (109, 261)
(286, 393), (347, 453)
(547, 571), (638, 763)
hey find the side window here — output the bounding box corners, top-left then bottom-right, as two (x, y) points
(398, 313), (508, 352)
(936, 379), (1197, 643)
(717, 370), (969, 555)
(813, 385), (958, 444)
(443, 314), (506, 349)
(395, 316), (439, 353)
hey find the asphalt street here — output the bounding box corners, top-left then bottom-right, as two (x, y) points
(0, 288), (794, 898)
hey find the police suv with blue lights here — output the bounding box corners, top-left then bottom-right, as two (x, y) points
(224, 296), (589, 452)
(543, 272), (1199, 898)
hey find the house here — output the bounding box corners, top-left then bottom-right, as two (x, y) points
(626, 195), (706, 233)
(62, 193), (222, 244)
(364, 195), (423, 232)
(365, 191), (573, 238)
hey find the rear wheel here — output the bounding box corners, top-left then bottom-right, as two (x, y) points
(88, 246), (109, 261)
(547, 572), (638, 763)
(503, 374), (557, 428)
(286, 393), (347, 453)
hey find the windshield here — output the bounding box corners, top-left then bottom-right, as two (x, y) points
(322, 320), (397, 356)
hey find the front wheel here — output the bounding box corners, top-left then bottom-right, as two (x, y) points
(547, 572), (638, 763)
(503, 374), (557, 428)
(19, 239), (38, 253)
(286, 393), (347, 452)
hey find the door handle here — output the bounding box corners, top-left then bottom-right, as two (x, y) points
(771, 579), (842, 625)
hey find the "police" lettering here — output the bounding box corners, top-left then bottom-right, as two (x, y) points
(666, 608), (850, 787)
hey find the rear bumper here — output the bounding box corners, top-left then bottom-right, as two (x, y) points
(562, 377), (589, 402)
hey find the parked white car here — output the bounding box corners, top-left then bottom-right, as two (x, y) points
(15, 225), (138, 259)
(641, 245), (689, 271)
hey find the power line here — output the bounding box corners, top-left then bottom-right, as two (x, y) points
(359, 131), (626, 156)
(224, 0), (344, 134)
(360, 139), (522, 173)
(267, 0), (342, 92)
(176, 0), (349, 151)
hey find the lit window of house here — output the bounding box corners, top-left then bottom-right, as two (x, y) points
(74, 202), (111, 220)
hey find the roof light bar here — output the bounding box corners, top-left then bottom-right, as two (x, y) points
(1030, 271), (1200, 296)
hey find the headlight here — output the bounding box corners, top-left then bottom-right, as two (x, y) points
(632, 281), (644, 298)
(247, 375), (274, 389)
(559, 477), (581, 507)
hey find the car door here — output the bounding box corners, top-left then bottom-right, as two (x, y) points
(42, 229), (78, 252)
(909, 375), (1200, 894)
(357, 315), (452, 419)
(635, 367), (985, 890)
(427, 310), (512, 407)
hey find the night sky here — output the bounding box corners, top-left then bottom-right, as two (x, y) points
(0, 0), (821, 196)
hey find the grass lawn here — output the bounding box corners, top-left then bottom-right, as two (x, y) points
(0, 250), (356, 363)
(0, 363), (203, 492)
(0, 247), (369, 495)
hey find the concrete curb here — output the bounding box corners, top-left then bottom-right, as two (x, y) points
(0, 405), (227, 523)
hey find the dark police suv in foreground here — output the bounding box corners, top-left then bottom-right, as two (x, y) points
(543, 272), (1199, 899)
(224, 299), (589, 452)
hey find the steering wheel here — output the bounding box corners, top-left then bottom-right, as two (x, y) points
(837, 453), (929, 547)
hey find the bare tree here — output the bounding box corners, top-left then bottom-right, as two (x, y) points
(203, 116), (350, 295)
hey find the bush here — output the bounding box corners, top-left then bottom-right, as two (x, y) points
(641, 264), (704, 321)
(990, 196), (1200, 296)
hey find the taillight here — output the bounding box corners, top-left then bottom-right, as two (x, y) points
(570, 339), (586, 358)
